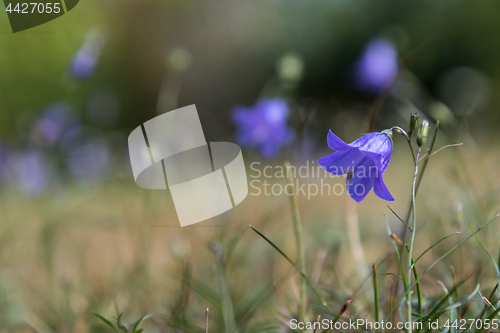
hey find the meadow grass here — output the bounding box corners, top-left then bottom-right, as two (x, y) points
(0, 135), (499, 332)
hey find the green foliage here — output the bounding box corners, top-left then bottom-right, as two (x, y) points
(92, 311), (151, 333)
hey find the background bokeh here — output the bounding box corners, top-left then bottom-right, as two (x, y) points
(1, 0), (500, 332)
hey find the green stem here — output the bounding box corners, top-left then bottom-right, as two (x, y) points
(393, 124), (437, 329)
(414, 262), (422, 317)
(407, 148), (421, 333)
(406, 245), (423, 316)
(373, 263), (380, 323)
(285, 161), (307, 322)
(384, 213), (500, 323)
(205, 308), (209, 333)
(401, 122), (439, 242)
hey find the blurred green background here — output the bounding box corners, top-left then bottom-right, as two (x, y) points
(1, 0), (500, 139)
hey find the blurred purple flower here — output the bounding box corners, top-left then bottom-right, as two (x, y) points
(69, 30), (105, 80)
(318, 130), (394, 202)
(34, 103), (81, 147)
(10, 150), (49, 196)
(232, 98), (294, 159)
(0, 142), (6, 180)
(353, 38), (398, 94)
(66, 139), (110, 182)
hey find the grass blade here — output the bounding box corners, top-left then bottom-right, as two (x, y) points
(386, 212), (499, 322)
(250, 225), (332, 311)
(321, 298), (353, 333)
(373, 263), (380, 323)
(421, 275), (472, 326)
(399, 292), (410, 327)
(91, 312), (119, 333)
(285, 161), (307, 322)
(385, 217), (407, 292)
(388, 206), (412, 232)
(417, 213), (499, 281)
(235, 269), (292, 330)
(382, 272), (403, 280)
(470, 223), (500, 301)
(129, 314), (152, 332)
(213, 254), (237, 333)
(478, 304), (500, 333)
(205, 308), (209, 333)
(405, 244), (423, 317)
(441, 284), (480, 312)
(412, 232), (462, 267)
(478, 284), (498, 319)
(167, 272), (222, 312)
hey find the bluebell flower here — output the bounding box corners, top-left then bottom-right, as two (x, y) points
(232, 98), (294, 159)
(69, 29), (105, 80)
(0, 142), (7, 181)
(65, 139), (110, 182)
(10, 149), (49, 196)
(318, 130), (394, 202)
(33, 103), (81, 147)
(353, 38), (398, 94)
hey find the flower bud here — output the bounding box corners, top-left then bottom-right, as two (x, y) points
(277, 53), (303, 83)
(409, 113), (419, 131)
(168, 48), (192, 72)
(417, 120), (429, 146)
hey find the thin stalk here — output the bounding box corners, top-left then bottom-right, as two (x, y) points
(320, 298), (353, 333)
(388, 206), (412, 232)
(407, 147), (421, 333)
(373, 263), (380, 323)
(386, 216), (408, 293)
(205, 308), (209, 333)
(402, 122), (439, 243)
(392, 126), (416, 165)
(285, 161), (307, 322)
(383, 273), (403, 279)
(411, 232), (463, 267)
(405, 244), (422, 316)
(384, 213), (500, 322)
(414, 263), (422, 316)
(478, 284), (498, 319)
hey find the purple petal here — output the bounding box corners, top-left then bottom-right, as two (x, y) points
(346, 158), (376, 202)
(353, 38), (398, 94)
(373, 175), (394, 201)
(318, 149), (364, 176)
(66, 139), (110, 181)
(358, 133), (392, 174)
(256, 99), (289, 124)
(71, 49), (97, 80)
(231, 107), (253, 125)
(69, 30), (105, 81)
(259, 141), (280, 159)
(348, 132), (379, 148)
(231, 98), (292, 159)
(327, 130), (350, 151)
(11, 150), (49, 195)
